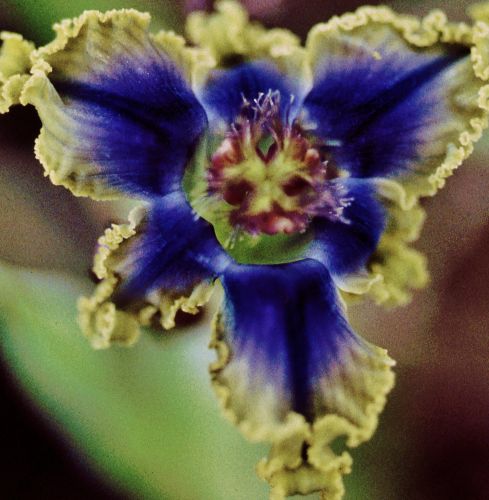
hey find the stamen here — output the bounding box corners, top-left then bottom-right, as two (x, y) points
(284, 94), (295, 128)
(224, 226), (242, 250)
(204, 90), (347, 236)
(324, 139), (343, 147)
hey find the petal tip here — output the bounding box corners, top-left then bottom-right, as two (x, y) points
(77, 292), (141, 350)
(0, 32), (34, 113)
(210, 262), (396, 498)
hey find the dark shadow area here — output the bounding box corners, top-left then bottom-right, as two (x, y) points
(0, 348), (127, 500)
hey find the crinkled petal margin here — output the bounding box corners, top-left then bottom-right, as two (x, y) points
(187, 2), (489, 310)
(0, 32), (34, 113)
(305, 5), (489, 205)
(186, 0), (309, 88)
(78, 206), (214, 349)
(309, 177), (428, 307)
(471, 18), (489, 82)
(210, 284), (395, 499)
(11, 3), (489, 498)
(341, 178), (429, 307)
(19, 9), (213, 201)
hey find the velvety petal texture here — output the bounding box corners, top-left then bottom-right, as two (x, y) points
(309, 179), (386, 282)
(211, 259), (394, 498)
(305, 36), (467, 176)
(199, 61), (298, 128)
(113, 193), (229, 302)
(305, 7), (489, 204)
(187, 0), (309, 116)
(79, 193), (229, 348)
(20, 10), (208, 200)
(5, 2), (489, 499)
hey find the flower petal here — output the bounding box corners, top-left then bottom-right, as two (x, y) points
(211, 258), (394, 497)
(186, 0), (304, 71)
(0, 32), (34, 113)
(468, 2), (489, 23)
(303, 7), (489, 203)
(198, 60), (300, 129)
(21, 10), (208, 200)
(309, 177), (430, 304)
(345, 177), (429, 306)
(258, 453), (352, 500)
(187, 2), (308, 127)
(367, 232), (428, 306)
(308, 179), (386, 288)
(186, 0), (256, 62)
(79, 192), (231, 349)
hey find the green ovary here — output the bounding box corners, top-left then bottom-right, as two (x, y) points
(183, 135), (314, 265)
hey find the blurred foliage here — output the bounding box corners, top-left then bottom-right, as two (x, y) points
(0, 263), (377, 499)
(0, 264), (273, 499)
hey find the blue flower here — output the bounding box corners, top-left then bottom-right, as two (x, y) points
(3, 2), (489, 498)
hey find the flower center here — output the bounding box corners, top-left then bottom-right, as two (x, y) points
(206, 91), (344, 236)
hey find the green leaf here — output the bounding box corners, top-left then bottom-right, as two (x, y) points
(0, 263), (268, 499)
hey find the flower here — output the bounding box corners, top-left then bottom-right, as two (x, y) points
(2, 1), (489, 498)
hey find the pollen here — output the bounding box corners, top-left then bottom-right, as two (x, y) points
(207, 91), (345, 236)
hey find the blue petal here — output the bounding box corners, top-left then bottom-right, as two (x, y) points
(199, 61), (297, 126)
(29, 18), (208, 199)
(216, 259), (387, 421)
(54, 68), (207, 197)
(114, 192), (230, 307)
(308, 179), (386, 278)
(302, 47), (468, 178)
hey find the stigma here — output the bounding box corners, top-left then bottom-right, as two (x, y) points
(207, 91), (348, 236)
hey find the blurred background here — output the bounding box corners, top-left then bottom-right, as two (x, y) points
(0, 1), (488, 499)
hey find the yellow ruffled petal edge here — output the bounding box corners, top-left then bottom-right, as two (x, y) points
(335, 179), (428, 307)
(304, 6), (489, 307)
(25, 9), (213, 93)
(306, 5), (489, 206)
(78, 205), (213, 349)
(354, 179), (429, 307)
(186, 0), (309, 85)
(469, 1), (489, 81)
(0, 32), (34, 113)
(187, 2), (489, 308)
(17, 9), (214, 201)
(210, 305), (395, 499)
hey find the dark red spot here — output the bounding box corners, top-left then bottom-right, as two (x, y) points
(230, 203), (309, 236)
(282, 175), (310, 196)
(223, 180), (253, 206)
